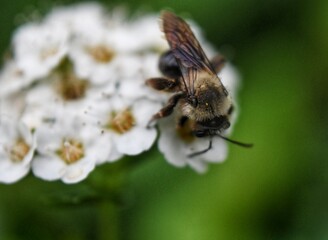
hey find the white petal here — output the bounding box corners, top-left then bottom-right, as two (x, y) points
(80, 125), (112, 164)
(105, 27), (141, 52)
(129, 15), (168, 51)
(119, 77), (169, 103)
(62, 157), (95, 184)
(0, 160), (30, 184)
(200, 138), (227, 163)
(187, 159), (208, 174)
(141, 54), (162, 78)
(18, 121), (34, 145)
(158, 117), (188, 167)
(0, 118), (34, 184)
(0, 95), (26, 122)
(32, 155), (66, 181)
(25, 84), (58, 105)
(132, 99), (162, 126)
(107, 143), (124, 162)
(35, 125), (63, 155)
(114, 55), (142, 78)
(0, 116), (19, 141)
(158, 130), (188, 168)
(0, 61), (34, 97)
(219, 64), (240, 99)
(113, 127), (157, 155)
(13, 22), (69, 79)
(19, 124), (37, 166)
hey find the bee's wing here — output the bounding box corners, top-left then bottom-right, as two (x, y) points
(161, 11), (220, 96)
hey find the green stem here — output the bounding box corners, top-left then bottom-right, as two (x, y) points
(99, 201), (120, 240)
(89, 161), (127, 240)
(88, 149), (158, 239)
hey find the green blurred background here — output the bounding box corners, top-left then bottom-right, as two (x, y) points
(1, 0), (328, 239)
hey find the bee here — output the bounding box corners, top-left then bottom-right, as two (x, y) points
(146, 11), (252, 157)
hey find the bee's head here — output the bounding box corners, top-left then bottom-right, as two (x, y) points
(193, 87), (234, 133)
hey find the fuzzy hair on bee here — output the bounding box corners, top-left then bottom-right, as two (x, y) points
(146, 11), (252, 157)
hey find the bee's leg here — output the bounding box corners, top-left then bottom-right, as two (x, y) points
(210, 54), (226, 73)
(187, 138), (213, 158)
(159, 50), (182, 79)
(146, 77), (179, 92)
(147, 92), (184, 128)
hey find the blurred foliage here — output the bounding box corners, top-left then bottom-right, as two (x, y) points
(0, 0), (328, 239)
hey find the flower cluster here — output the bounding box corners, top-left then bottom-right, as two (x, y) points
(0, 3), (240, 183)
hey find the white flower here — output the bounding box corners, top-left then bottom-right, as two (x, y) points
(128, 15), (168, 52)
(157, 64), (241, 173)
(140, 53), (163, 78)
(13, 21), (69, 80)
(0, 61), (34, 97)
(0, 92), (26, 121)
(32, 115), (110, 184)
(52, 4), (127, 85)
(118, 76), (168, 102)
(65, 9), (167, 86)
(20, 58), (106, 130)
(84, 95), (161, 159)
(22, 87), (86, 131)
(158, 114), (227, 173)
(67, 21), (151, 85)
(44, 2), (107, 37)
(117, 53), (169, 102)
(0, 116), (36, 183)
(68, 36), (142, 85)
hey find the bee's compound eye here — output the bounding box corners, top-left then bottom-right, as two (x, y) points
(227, 105), (234, 115)
(201, 116), (230, 130)
(193, 130), (206, 137)
(223, 121), (230, 130)
(188, 96), (198, 107)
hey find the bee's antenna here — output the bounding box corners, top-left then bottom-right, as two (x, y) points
(188, 138), (213, 158)
(215, 134), (253, 148)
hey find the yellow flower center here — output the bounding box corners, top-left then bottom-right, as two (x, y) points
(8, 138), (30, 163)
(86, 45), (115, 63)
(176, 119), (196, 143)
(56, 139), (84, 164)
(52, 58), (89, 100)
(107, 109), (136, 134)
(56, 74), (89, 101)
